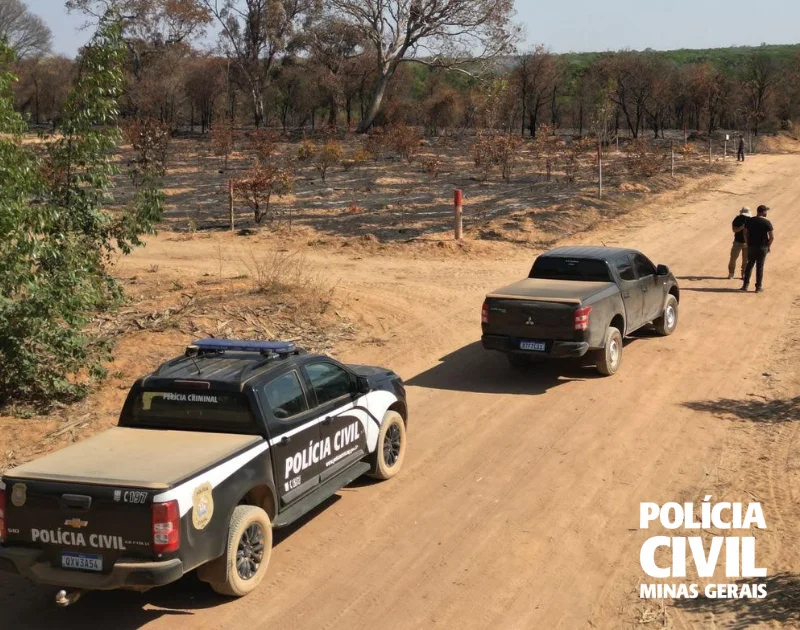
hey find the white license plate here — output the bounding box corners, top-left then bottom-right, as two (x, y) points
(62, 553), (103, 572)
(519, 341), (546, 352)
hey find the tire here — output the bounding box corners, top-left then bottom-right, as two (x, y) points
(653, 295), (678, 336)
(209, 505), (272, 597)
(594, 326), (623, 376)
(368, 411), (407, 480)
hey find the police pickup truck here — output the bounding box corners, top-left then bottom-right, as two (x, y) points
(481, 246), (680, 375)
(0, 339), (408, 602)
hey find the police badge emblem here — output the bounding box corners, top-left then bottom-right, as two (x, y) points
(11, 483), (27, 507)
(192, 482), (214, 530)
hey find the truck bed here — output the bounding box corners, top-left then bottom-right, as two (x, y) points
(4, 427), (262, 489)
(486, 278), (615, 303)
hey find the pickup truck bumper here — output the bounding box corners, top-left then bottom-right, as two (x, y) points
(481, 335), (590, 358)
(0, 546), (183, 590)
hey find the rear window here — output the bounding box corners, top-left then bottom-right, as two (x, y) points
(124, 390), (256, 433)
(530, 257), (611, 282)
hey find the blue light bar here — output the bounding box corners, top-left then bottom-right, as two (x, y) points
(189, 339), (297, 354)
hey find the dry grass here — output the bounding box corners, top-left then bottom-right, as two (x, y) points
(241, 249), (336, 314)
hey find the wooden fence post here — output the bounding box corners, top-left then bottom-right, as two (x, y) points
(454, 189), (463, 241)
(597, 143), (603, 199)
(671, 140), (675, 177)
(228, 179), (234, 232)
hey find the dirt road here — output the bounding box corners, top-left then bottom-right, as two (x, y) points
(3, 155), (799, 629)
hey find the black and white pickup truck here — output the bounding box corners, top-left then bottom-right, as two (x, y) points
(481, 246), (680, 375)
(0, 339), (408, 602)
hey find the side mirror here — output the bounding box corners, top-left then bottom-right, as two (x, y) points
(656, 264), (670, 276)
(355, 376), (371, 395)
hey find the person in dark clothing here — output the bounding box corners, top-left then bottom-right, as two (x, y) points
(728, 207), (750, 279)
(737, 136), (745, 162)
(742, 205), (774, 292)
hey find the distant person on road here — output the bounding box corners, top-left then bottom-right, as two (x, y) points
(728, 207), (750, 279)
(737, 136), (746, 161)
(742, 205), (774, 293)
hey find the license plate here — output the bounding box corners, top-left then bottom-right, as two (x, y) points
(61, 553), (103, 572)
(519, 341), (546, 352)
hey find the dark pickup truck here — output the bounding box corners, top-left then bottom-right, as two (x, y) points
(0, 339), (408, 604)
(481, 246), (680, 375)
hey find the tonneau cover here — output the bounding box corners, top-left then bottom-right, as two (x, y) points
(3, 427), (263, 489)
(487, 278), (614, 304)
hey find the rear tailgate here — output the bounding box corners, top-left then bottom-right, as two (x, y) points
(2, 477), (154, 573)
(485, 298), (579, 341)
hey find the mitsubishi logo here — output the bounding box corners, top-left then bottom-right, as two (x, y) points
(525, 316), (535, 326)
(64, 518), (88, 529)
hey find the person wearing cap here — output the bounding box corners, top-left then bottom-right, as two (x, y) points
(728, 207), (750, 279)
(742, 205), (774, 293)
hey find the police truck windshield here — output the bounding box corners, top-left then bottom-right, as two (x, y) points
(530, 257), (612, 282)
(124, 390), (256, 433)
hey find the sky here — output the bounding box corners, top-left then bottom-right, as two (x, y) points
(32, 0), (800, 59)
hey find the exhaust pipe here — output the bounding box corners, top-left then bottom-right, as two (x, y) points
(55, 588), (84, 607)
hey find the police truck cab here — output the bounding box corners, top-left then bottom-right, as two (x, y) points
(0, 339), (408, 602)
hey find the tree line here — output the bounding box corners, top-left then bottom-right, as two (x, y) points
(5, 0), (799, 139)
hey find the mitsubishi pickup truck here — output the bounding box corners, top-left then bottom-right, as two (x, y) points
(481, 246), (680, 375)
(0, 339), (408, 603)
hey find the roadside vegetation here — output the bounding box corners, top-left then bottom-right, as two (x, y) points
(0, 16), (164, 407)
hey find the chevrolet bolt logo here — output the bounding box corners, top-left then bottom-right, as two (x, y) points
(525, 317), (535, 326)
(64, 518), (88, 529)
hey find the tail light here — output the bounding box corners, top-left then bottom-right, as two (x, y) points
(574, 306), (593, 331)
(0, 488), (7, 543)
(481, 301), (489, 324)
(152, 500), (180, 554)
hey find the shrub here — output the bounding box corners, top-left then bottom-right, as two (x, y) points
(563, 138), (594, 184)
(351, 147), (372, 163)
(625, 136), (666, 177)
(531, 126), (561, 181)
(388, 124), (421, 161)
(362, 133), (386, 161)
(471, 132), (495, 179)
(123, 117), (171, 184)
(249, 129), (277, 163)
(210, 118), (235, 169)
(423, 158), (441, 179)
(297, 140), (316, 162)
(315, 140), (344, 181)
(234, 161), (294, 224)
(424, 89), (463, 136)
(471, 133), (521, 181)
(493, 135), (522, 182)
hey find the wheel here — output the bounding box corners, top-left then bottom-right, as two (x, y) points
(507, 353), (532, 369)
(209, 505), (272, 597)
(594, 326), (623, 376)
(368, 411), (407, 480)
(653, 295), (678, 336)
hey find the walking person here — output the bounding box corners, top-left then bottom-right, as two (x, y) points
(741, 205), (774, 293)
(728, 207), (750, 279)
(737, 135), (746, 162)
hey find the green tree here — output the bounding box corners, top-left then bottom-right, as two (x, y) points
(0, 17), (164, 407)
